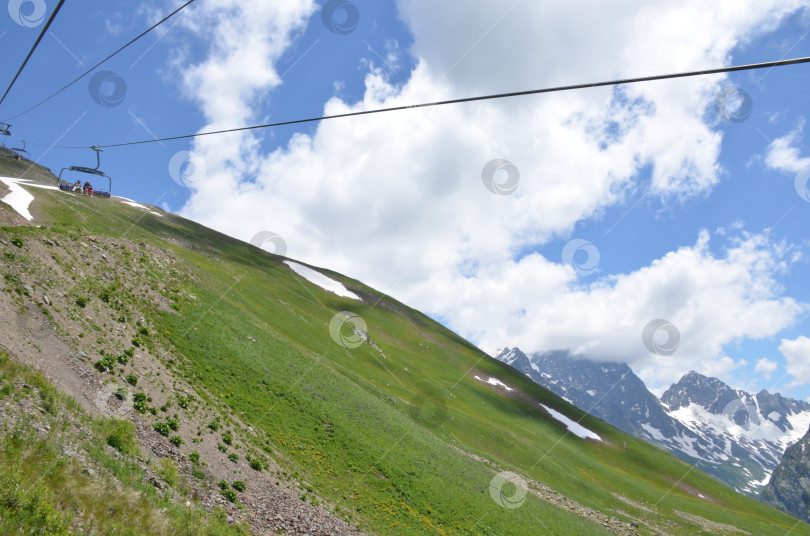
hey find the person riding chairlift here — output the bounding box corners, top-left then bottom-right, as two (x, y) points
(73, 180), (81, 192)
(83, 181), (93, 197)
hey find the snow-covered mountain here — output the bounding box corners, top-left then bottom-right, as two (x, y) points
(496, 347), (810, 496)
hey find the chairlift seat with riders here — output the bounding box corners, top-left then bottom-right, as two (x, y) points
(57, 146), (111, 198)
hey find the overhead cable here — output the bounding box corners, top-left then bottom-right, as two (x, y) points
(3, 0), (198, 121)
(0, 0), (68, 109)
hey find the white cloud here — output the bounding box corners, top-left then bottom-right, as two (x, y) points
(171, 0), (810, 389)
(765, 120), (810, 174)
(755, 357), (779, 380)
(780, 336), (810, 388)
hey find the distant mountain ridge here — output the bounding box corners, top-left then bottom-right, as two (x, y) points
(496, 347), (810, 497)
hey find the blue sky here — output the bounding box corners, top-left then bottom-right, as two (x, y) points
(1, 0), (809, 400)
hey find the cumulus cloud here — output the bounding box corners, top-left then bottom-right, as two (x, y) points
(755, 357), (779, 380)
(765, 120), (810, 174)
(170, 0), (810, 388)
(780, 336), (810, 388)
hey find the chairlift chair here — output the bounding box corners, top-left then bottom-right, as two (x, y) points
(58, 146), (111, 198)
(0, 123), (11, 136)
(11, 139), (29, 159)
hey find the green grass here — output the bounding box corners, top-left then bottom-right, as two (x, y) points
(0, 351), (247, 536)
(2, 184), (809, 535)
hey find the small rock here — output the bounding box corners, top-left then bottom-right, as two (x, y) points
(86, 236), (96, 242)
(104, 272), (114, 281)
(43, 238), (55, 246)
(101, 254), (108, 260)
(147, 476), (163, 489)
(42, 295), (50, 305)
(23, 285), (33, 294)
(82, 468), (96, 478)
(226, 515), (234, 524)
(78, 351), (87, 358)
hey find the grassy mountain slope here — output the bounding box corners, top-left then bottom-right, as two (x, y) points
(1, 168), (808, 535)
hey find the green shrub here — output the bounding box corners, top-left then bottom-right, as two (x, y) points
(116, 354), (129, 365)
(221, 489), (237, 503)
(131, 338), (142, 348)
(189, 451), (200, 464)
(177, 396), (189, 409)
(10, 237), (25, 248)
(123, 347), (135, 358)
(75, 297), (87, 308)
(221, 432), (232, 445)
(114, 387), (128, 401)
(103, 419), (139, 456)
(133, 392), (147, 413)
(217, 480), (228, 491)
(227, 453), (238, 463)
(125, 374), (138, 386)
(153, 422), (170, 437)
(169, 435), (183, 447)
(217, 444), (227, 453)
(99, 291), (110, 303)
(249, 458), (263, 471)
(167, 418), (179, 431)
(93, 356), (116, 373)
(231, 481), (246, 492)
(207, 419), (220, 431)
(157, 458), (178, 488)
(138, 327), (150, 337)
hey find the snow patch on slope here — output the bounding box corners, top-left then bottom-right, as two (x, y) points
(540, 404), (602, 441)
(474, 376), (514, 391)
(0, 177), (58, 220)
(284, 261), (361, 300)
(119, 199), (162, 216)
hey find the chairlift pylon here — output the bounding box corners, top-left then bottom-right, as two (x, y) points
(58, 146), (112, 198)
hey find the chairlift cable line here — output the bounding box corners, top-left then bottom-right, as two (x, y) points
(21, 55), (810, 151)
(2, 0), (199, 122)
(0, 0), (68, 110)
